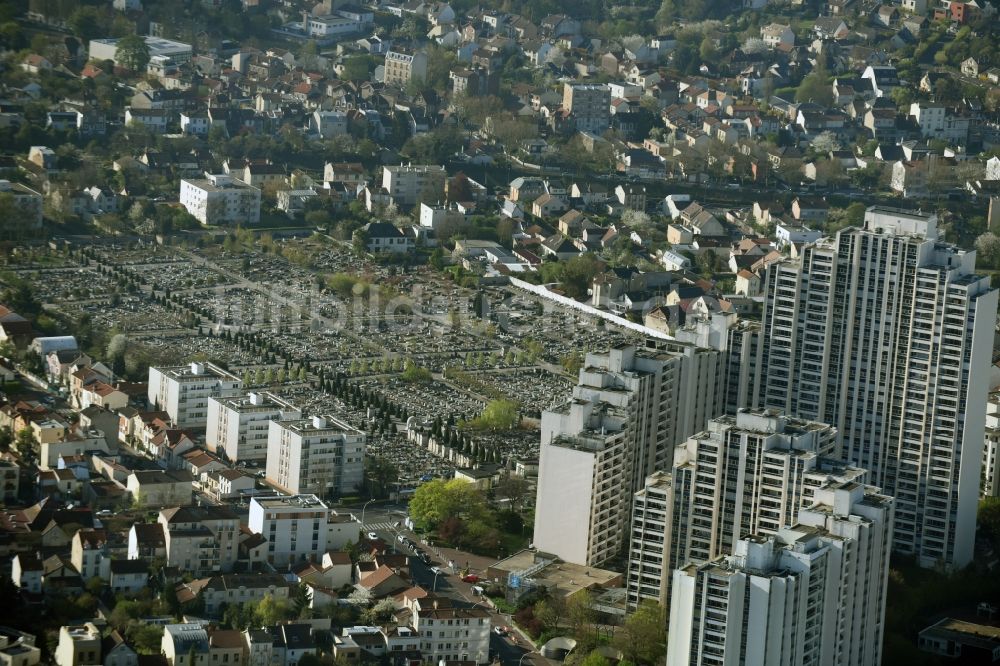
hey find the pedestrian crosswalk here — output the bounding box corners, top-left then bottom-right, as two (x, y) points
(364, 521), (398, 532)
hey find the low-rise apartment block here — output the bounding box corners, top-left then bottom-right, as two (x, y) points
(179, 174), (261, 226)
(383, 50), (427, 87)
(148, 362), (243, 429)
(248, 494), (360, 566)
(381, 164), (446, 207)
(156, 505), (240, 575)
(265, 416), (365, 497)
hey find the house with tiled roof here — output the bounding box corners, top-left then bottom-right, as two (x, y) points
(358, 564), (409, 597)
(176, 573), (293, 615)
(148, 429), (196, 469)
(109, 559), (149, 594)
(203, 468), (255, 501)
(270, 624), (318, 666)
(530, 193), (567, 218)
(180, 448), (227, 479)
(126, 470), (194, 508)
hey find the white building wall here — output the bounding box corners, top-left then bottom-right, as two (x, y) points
(531, 419), (597, 564)
(759, 207), (998, 570)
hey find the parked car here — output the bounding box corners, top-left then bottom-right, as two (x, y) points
(462, 574), (480, 583)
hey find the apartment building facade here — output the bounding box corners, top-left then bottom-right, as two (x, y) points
(759, 206), (998, 569)
(982, 389), (1000, 497)
(206, 392), (301, 463)
(626, 409), (862, 609)
(265, 416), (366, 497)
(148, 362), (243, 429)
(412, 603), (491, 665)
(667, 482), (894, 666)
(380, 164), (446, 207)
(383, 49), (428, 87)
(179, 173), (261, 226)
(533, 398), (631, 566)
(157, 505), (240, 575)
(533, 342), (725, 566)
(248, 494), (360, 566)
(54, 625), (101, 666)
(562, 83), (611, 134)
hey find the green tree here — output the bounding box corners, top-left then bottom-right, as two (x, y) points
(3, 282), (41, 317)
(655, 0), (676, 28)
(342, 54), (376, 82)
(470, 399), (519, 431)
(255, 596), (295, 626)
(14, 428), (34, 460)
(117, 34), (151, 73)
(614, 601), (667, 666)
(796, 72), (833, 106)
(365, 456), (399, 498)
(579, 652), (610, 666)
(567, 589), (597, 641)
(559, 253), (605, 300)
(69, 7), (103, 43)
(493, 475), (530, 509)
(561, 352), (583, 377)
(408, 478), (491, 530)
(401, 359), (432, 383)
(125, 624), (164, 654)
(534, 596), (566, 631)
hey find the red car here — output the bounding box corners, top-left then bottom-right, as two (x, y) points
(461, 574), (480, 583)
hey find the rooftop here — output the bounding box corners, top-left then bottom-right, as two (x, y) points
(276, 415), (363, 436)
(154, 362), (241, 382)
(251, 494), (330, 511)
(921, 618), (1000, 651)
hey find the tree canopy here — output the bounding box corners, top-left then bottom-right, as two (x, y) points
(468, 399), (520, 431)
(117, 34), (151, 73)
(614, 601), (667, 666)
(408, 478), (490, 530)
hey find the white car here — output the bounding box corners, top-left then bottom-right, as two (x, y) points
(430, 566), (443, 575)
(368, 531), (378, 539)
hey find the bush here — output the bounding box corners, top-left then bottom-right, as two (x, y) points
(514, 605), (543, 638)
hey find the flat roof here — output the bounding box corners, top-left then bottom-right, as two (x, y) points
(276, 415), (362, 436)
(182, 178), (257, 192)
(154, 362), (241, 381)
(921, 618), (1000, 651)
(213, 392), (298, 412)
(252, 494), (330, 510)
(92, 36), (192, 53)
